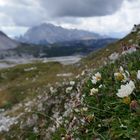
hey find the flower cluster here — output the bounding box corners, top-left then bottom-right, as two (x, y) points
(109, 52), (119, 61)
(89, 72), (102, 96)
(0, 115), (18, 132)
(91, 72), (102, 84)
(90, 88), (98, 95)
(115, 68), (140, 99)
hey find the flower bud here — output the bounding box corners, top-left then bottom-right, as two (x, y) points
(130, 100), (139, 111)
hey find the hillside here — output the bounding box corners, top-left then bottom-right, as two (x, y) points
(0, 24), (140, 139)
(17, 23), (102, 44)
(0, 31), (19, 51)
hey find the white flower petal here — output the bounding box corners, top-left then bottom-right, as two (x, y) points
(137, 70), (140, 80)
(117, 81), (135, 98)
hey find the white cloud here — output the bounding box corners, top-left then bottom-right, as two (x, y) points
(0, 26), (28, 37)
(0, 1), (5, 6)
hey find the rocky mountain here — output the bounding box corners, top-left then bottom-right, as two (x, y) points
(0, 31), (19, 50)
(0, 30), (116, 60)
(17, 23), (103, 44)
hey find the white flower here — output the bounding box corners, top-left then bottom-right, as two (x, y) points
(24, 67), (37, 72)
(122, 47), (136, 55)
(66, 87), (73, 93)
(70, 81), (75, 86)
(95, 72), (101, 79)
(74, 108), (80, 113)
(119, 66), (124, 73)
(91, 76), (97, 84)
(91, 72), (101, 84)
(114, 68), (130, 82)
(0, 115), (18, 132)
(90, 88), (98, 95)
(33, 127), (39, 133)
(81, 70), (85, 76)
(120, 124), (127, 128)
(127, 47), (136, 54)
(114, 72), (124, 81)
(109, 52), (119, 61)
(50, 87), (57, 94)
(82, 107), (88, 112)
(99, 84), (103, 88)
(137, 70), (140, 80)
(122, 73), (129, 83)
(117, 81), (135, 98)
(128, 39), (133, 43)
(125, 70), (130, 77)
(114, 72), (121, 77)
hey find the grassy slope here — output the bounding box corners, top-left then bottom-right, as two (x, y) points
(0, 62), (81, 109)
(72, 51), (140, 140)
(82, 30), (140, 68)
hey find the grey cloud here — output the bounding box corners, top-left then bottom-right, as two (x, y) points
(0, 0), (126, 27)
(48, 17), (81, 25)
(40, 0), (124, 17)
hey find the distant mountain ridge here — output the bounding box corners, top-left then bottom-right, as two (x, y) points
(17, 23), (103, 44)
(0, 38), (117, 59)
(0, 31), (19, 50)
(0, 29), (116, 59)
(0, 31), (7, 37)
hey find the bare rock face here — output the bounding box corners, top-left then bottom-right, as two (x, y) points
(0, 31), (19, 50)
(131, 24), (140, 32)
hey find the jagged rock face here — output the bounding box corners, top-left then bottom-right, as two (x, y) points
(17, 23), (102, 44)
(131, 24), (140, 32)
(0, 31), (7, 37)
(0, 31), (19, 50)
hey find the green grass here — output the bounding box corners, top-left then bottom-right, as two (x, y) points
(0, 61), (80, 109)
(79, 51), (140, 139)
(52, 50), (140, 140)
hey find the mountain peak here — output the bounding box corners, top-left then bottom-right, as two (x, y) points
(0, 31), (7, 37)
(32, 23), (62, 31)
(0, 31), (19, 50)
(40, 23), (56, 27)
(17, 23), (102, 44)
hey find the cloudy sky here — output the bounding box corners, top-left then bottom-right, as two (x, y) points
(0, 0), (140, 38)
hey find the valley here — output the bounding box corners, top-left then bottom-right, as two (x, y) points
(0, 55), (82, 69)
(0, 24), (116, 69)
